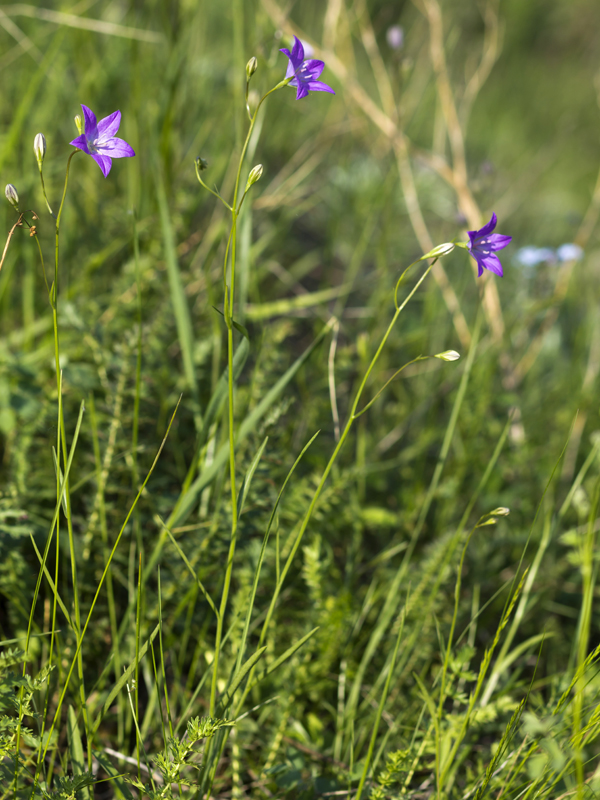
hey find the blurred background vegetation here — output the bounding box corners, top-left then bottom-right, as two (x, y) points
(2, 0), (600, 796)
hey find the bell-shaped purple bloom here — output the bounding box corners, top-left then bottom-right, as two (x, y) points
(70, 104), (135, 178)
(467, 213), (512, 277)
(280, 36), (335, 101)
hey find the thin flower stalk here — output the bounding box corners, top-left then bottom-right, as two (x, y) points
(208, 75), (297, 717)
(234, 255), (442, 719)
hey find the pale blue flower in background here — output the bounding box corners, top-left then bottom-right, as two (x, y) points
(515, 247), (556, 267)
(556, 243), (583, 262)
(386, 25), (404, 50)
(515, 243), (583, 267)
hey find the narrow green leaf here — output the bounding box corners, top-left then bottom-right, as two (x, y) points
(212, 305), (250, 340)
(246, 627), (319, 692)
(51, 447), (69, 516)
(155, 166), (197, 402)
(237, 437), (268, 519)
(218, 646), (267, 713)
(162, 318), (333, 534)
(68, 706), (91, 800)
(92, 750), (135, 800)
(91, 624), (160, 736)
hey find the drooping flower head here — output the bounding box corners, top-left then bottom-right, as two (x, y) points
(467, 213), (512, 277)
(280, 36), (335, 101)
(70, 104), (135, 178)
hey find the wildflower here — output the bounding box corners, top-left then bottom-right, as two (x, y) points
(467, 213), (512, 277)
(556, 243), (583, 262)
(4, 184), (19, 210)
(33, 133), (46, 169)
(386, 25), (404, 50)
(280, 36), (335, 100)
(70, 104), (135, 178)
(514, 246), (555, 267)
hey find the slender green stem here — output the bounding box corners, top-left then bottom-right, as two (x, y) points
(38, 166), (54, 217)
(41, 401), (180, 763)
(235, 260), (436, 716)
(208, 79), (287, 716)
(574, 478), (600, 796)
(17, 151), (80, 796)
(50, 150), (92, 767)
(354, 615), (405, 800)
(435, 524), (477, 798)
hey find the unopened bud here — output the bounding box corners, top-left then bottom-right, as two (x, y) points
(74, 114), (83, 135)
(421, 242), (455, 260)
(4, 184), (19, 210)
(246, 164), (263, 190)
(33, 133), (46, 170)
(489, 507), (510, 517)
(434, 350), (460, 362)
(196, 156), (208, 172)
(246, 57), (258, 80)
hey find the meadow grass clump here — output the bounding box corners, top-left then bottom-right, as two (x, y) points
(1, 1), (600, 798)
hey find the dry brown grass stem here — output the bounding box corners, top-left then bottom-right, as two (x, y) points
(260, 0), (471, 348)
(417, 0), (505, 343)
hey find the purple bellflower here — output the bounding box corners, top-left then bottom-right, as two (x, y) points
(280, 36), (335, 100)
(467, 213), (512, 277)
(70, 105), (135, 178)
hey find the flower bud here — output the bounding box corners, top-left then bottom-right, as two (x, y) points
(4, 184), (19, 210)
(421, 242), (455, 260)
(33, 133), (46, 170)
(245, 164), (263, 190)
(196, 156), (208, 172)
(434, 350), (460, 362)
(489, 507), (510, 516)
(246, 57), (258, 80)
(74, 114), (83, 135)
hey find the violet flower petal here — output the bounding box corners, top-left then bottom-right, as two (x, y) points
(91, 153), (112, 177)
(70, 104), (135, 176)
(69, 134), (91, 154)
(468, 212), (497, 240)
(280, 35), (335, 100)
(302, 59), (325, 79)
(467, 212), (511, 277)
(486, 234), (512, 251)
(97, 110), (121, 138)
(306, 80), (336, 94)
(479, 254), (504, 276)
(97, 137), (135, 158)
(291, 36), (304, 63)
(81, 105), (98, 138)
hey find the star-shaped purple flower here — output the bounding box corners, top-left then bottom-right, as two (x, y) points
(467, 213), (512, 277)
(280, 36), (335, 101)
(70, 104), (135, 178)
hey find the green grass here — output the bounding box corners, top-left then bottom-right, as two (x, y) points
(1, 0), (600, 797)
